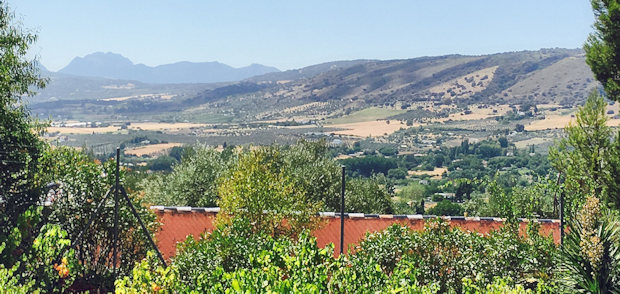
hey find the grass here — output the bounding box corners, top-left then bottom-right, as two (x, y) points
(327, 107), (406, 124)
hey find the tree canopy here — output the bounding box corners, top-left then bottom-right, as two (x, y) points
(549, 91), (620, 214)
(0, 3), (48, 265)
(584, 0), (620, 101)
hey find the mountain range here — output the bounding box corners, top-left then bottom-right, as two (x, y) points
(56, 52), (280, 84)
(186, 48), (597, 109)
(31, 48), (599, 122)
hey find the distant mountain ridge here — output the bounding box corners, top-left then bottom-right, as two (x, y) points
(32, 48), (599, 122)
(181, 48), (598, 116)
(57, 52), (280, 84)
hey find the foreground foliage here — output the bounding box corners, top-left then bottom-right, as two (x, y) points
(0, 211), (78, 293)
(584, 0), (620, 102)
(117, 219), (558, 293)
(140, 140), (395, 214)
(549, 92), (620, 215)
(217, 147), (321, 237)
(0, 2), (48, 266)
(38, 147), (159, 290)
(556, 196), (620, 293)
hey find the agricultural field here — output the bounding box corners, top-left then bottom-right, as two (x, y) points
(44, 98), (619, 162)
(408, 167), (447, 179)
(326, 107), (406, 124)
(124, 143), (183, 157)
(329, 120), (410, 137)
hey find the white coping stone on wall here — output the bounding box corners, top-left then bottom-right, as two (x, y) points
(146, 207), (561, 224)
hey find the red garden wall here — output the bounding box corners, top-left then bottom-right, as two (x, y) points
(151, 206), (561, 260)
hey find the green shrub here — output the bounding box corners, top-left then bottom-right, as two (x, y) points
(388, 168), (408, 179)
(173, 218), (278, 288)
(116, 215), (558, 293)
(426, 200), (463, 216)
(141, 145), (227, 207)
(556, 196), (620, 293)
(147, 155), (177, 171)
(39, 146), (157, 289)
(345, 177), (394, 214)
(0, 221), (77, 293)
(217, 147), (321, 237)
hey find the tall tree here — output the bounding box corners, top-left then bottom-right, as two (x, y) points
(549, 91), (620, 215)
(217, 148), (321, 237)
(0, 3), (47, 264)
(584, 0), (620, 101)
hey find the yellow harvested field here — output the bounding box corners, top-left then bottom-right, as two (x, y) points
(46, 122), (206, 134)
(408, 167), (447, 179)
(128, 122), (206, 131)
(525, 115), (572, 131)
(335, 154), (352, 160)
(47, 126), (119, 134)
(526, 115), (620, 131)
(527, 103), (620, 131)
(329, 120), (413, 137)
(124, 143), (183, 157)
(435, 104), (511, 122)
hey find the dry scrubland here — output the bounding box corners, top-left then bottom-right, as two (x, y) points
(427, 66), (498, 99)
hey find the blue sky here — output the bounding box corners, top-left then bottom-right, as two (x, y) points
(11, 0), (595, 71)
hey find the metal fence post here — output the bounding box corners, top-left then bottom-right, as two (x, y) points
(113, 147), (120, 278)
(559, 190), (564, 246)
(340, 165), (345, 255)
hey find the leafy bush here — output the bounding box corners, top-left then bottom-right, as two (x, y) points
(462, 277), (557, 294)
(0, 1), (48, 268)
(117, 220), (558, 293)
(549, 92), (620, 215)
(426, 200), (463, 216)
(173, 218), (278, 288)
(147, 155), (177, 171)
(141, 145), (228, 207)
(280, 140), (343, 211)
(340, 155), (398, 177)
(345, 176), (394, 214)
(0, 257), (37, 294)
(388, 167), (408, 179)
(378, 146), (398, 156)
(0, 217), (78, 293)
(556, 196), (620, 292)
(139, 140), (397, 215)
(38, 146), (158, 289)
(217, 147), (321, 237)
